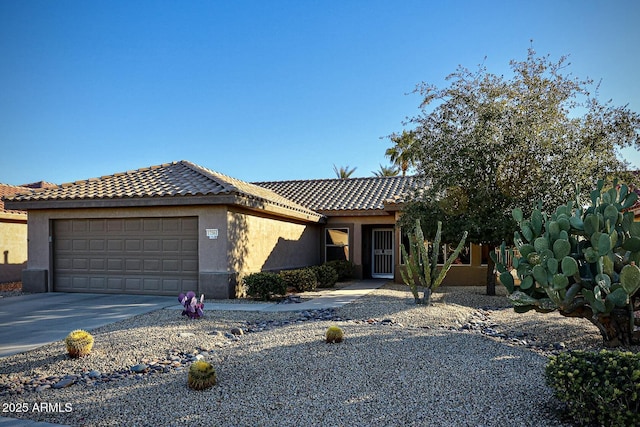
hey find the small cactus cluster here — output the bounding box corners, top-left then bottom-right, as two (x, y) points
(188, 360), (217, 390)
(64, 329), (94, 358)
(325, 325), (344, 343)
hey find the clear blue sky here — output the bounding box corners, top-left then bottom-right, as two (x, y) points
(1, 0), (639, 186)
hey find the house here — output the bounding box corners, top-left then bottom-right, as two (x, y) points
(0, 182), (57, 283)
(0, 184), (29, 283)
(3, 160), (487, 298)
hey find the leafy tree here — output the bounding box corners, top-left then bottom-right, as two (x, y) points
(398, 48), (640, 295)
(385, 130), (418, 176)
(372, 164), (400, 177)
(333, 165), (357, 179)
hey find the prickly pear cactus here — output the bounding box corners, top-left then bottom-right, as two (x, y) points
(494, 179), (640, 347)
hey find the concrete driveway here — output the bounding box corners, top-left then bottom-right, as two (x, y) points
(0, 293), (178, 358)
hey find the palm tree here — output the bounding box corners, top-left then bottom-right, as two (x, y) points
(333, 165), (357, 179)
(372, 164), (400, 177)
(385, 130), (418, 176)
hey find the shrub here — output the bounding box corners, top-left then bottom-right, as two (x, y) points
(244, 272), (286, 301)
(65, 329), (94, 358)
(311, 264), (338, 288)
(545, 350), (640, 426)
(325, 260), (355, 282)
(188, 360), (217, 390)
(325, 325), (344, 343)
(279, 268), (317, 292)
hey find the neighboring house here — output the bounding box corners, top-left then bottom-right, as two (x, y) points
(3, 160), (486, 298)
(0, 181), (56, 283)
(0, 184), (28, 283)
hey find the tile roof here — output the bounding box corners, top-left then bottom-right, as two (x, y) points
(0, 184), (31, 216)
(254, 176), (416, 212)
(3, 161), (323, 221)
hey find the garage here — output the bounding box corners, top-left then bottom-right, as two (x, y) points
(53, 217), (198, 295)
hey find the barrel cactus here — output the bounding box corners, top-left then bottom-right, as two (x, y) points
(187, 360), (217, 390)
(325, 325), (344, 343)
(493, 179), (640, 347)
(64, 329), (94, 358)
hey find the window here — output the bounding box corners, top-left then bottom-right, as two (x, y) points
(399, 233), (471, 266)
(326, 228), (349, 262)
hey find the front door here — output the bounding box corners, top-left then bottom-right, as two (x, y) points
(372, 229), (394, 279)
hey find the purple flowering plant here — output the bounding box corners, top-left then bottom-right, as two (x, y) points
(178, 291), (205, 319)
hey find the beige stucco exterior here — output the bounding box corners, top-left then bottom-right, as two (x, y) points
(21, 204), (322, 298)
(0, 213), (28, 283)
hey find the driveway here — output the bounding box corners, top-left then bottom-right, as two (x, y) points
(0, 293), (177, 358)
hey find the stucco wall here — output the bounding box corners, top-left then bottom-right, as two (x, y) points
(228, 207), (320, 276)
(0, 217), (28, 283)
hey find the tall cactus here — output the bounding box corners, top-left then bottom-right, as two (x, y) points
(401, 219), (468, 305)
(493, 179), (640, 347)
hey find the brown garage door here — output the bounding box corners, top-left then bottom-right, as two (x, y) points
(53, 217), (198, 295)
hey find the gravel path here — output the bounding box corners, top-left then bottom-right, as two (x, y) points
(1, 284), (630, 426)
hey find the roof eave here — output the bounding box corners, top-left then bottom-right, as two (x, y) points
(4, 194), (326, 223)
(319, 208), (394, 217)
(0, 211), (27, 222)
(234, 195), (325, 223)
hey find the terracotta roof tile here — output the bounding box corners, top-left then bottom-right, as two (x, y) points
(3, 161), (322, 220)
(254, 176), (416, 212)
(0, 184), (31, 215)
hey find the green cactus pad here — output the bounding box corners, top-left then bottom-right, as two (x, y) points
(533, 264), (548, 285)
(606, 288), (629, 307)
(499, 272), (515, 293)
(621, 191), (638, 209)
(622, 237), (640, 252)
(521, 223), (534, 242)
(531, 210), (543, 236)
(583, 247), (599, 264)
(520, 275), (534, 290)
(552, 274), (569, 290)
(547, 258), (559, 274)
(561, 256), (578, 277)
(512, 207), (524, 223)
(620, 264), (640, 295)
(597, 233), (611, 254)
(557, 217), (571, 232)
(534, 237), (549, 253)
(584, 214), (599, 236)
(552, 239), (571, 259)
(603, 205), (618, 226)
(569, 215), (584, 230)
(519, 244), (535, 258)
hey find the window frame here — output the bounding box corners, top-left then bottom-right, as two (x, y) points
(325, 227), (350, 262)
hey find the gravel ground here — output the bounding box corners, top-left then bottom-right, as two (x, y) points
(1, 284), (634, 426)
